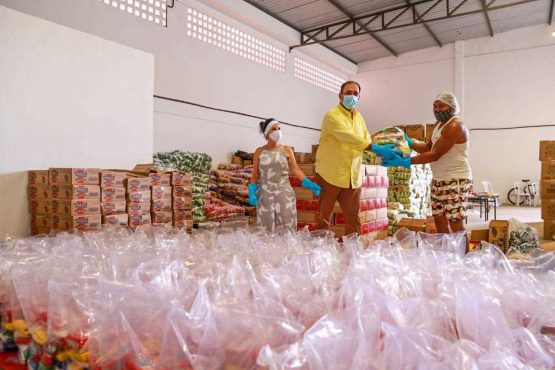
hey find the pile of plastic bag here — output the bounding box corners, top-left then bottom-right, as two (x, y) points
(0, 226), (554, 370)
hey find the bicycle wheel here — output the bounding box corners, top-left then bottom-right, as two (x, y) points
(507, 189), (525, 206)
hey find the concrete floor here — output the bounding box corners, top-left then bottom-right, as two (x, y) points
(465, 205), (542, 231)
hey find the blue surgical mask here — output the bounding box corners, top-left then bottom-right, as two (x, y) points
(342, 95), (359, 109)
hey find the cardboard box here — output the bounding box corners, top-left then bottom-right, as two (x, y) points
(125, 177), (150, 192)
(297, 211), (318, 223)
(376, 218), (389, 231)
(403, 124), (426, 141)
(126, 202), (151, 215)
(102, 213), (128, 226)
(151, 186), (172, 201)
(50, 199), (101, 216)
(173, 197), (192, 210)
(172, 172), (192, 185)
(365, 210), (377, 222)
(541, 160), (555, 179)
(173, 185), (193, 198)
(365, 165), (378, 176)
(542, 241), (555, 252)
(28, 186), (50, 200)
(50, 185), (100, 200)
(470, 228), (489, 241)
(297, 164), (316, 176)
(294, 152), (315, 164)
(312, 144), (319, 156)
(425, 216), (437, 234)
(149, 173), (171, 186)
(376, 208), (387, 220)
(232, 156), (243, 165)
(101, 201), (126, 215)
(294, 187), (316, 201)
(28, 170), (49, 186)
(541, 180), (555, 198)
(361, 221), (377, 234)
(376, 188), (388, 198)
(543, 219), (555, 240)
(128, 213), (151, 228)
(30, 214), (51, 229)
(303, 200), (319, 212)
(151, 211), (173, 224)
(541, 199), (555, 219)
(397, 218), (426, 232)
(51, 214), (102, 231)
(101, 171), (127, 187)
(539, 141), (555, 161)
(297, 222), (318, 231)
(49, 168), (100, 185)
(173, 210), (193, 225)
(361, 229), (389, 244)
(334, 212), (366, 225)
(101, 187), (126, 202)
(127, 190), (151, 203)
(330, 225), (345, 237)
(361, 188), (378, 200)
(151, 198), (173, 212)
(489, 220), (509, 252)
(28, 199), (51, 215)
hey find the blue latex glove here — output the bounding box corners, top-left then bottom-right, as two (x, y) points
(371, 143), (401, 159)
(302, 177), (321, 196)
(248, 183), (259, 206)
(404, 132), (414, 148)
(382, 153), (411, 168)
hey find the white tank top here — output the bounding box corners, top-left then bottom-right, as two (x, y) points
(430, 116), (472, 181)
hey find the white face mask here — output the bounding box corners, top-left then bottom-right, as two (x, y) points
(269, 130), (282, 143)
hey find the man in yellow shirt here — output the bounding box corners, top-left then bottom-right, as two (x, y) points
(315, 81), (397, 235)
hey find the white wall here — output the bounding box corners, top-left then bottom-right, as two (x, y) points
(0, 0), (357, 164)
(356, 24), (555, 202)
(0, 6), (154, 238)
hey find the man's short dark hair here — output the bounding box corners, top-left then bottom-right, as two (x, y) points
(340, 81), (361, 93)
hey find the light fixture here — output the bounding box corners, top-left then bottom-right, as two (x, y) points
(552, 30), (555, 37)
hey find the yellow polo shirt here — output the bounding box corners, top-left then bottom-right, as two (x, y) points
(315, 104), (371, 189)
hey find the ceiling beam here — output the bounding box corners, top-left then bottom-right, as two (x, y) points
(405, 0), (443, 47)
(325, 0), (398, 57)
(242, 0), (357, 64)
(291, 0), (538, 50)
(480, 0), (495, 36)
(549, 0), (554, 24)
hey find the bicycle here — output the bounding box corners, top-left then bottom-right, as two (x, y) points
(507, 179), (537, 206)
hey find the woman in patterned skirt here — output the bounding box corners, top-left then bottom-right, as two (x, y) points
(248, 118), (321, 232)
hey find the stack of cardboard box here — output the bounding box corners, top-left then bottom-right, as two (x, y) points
(171, 172), (193, 231)
(125, 175), (151, 229)
(540, 141), (555, 240)
(100, 171), (128, 226)
(149, 172), (173, 227)
(291, 163), (319, 231)
(48, 168), (102, 232)
(28, 170), (51, 235)
(292, 163), (389, 238)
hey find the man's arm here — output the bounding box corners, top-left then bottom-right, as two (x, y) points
(411, 121), (464, 165)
